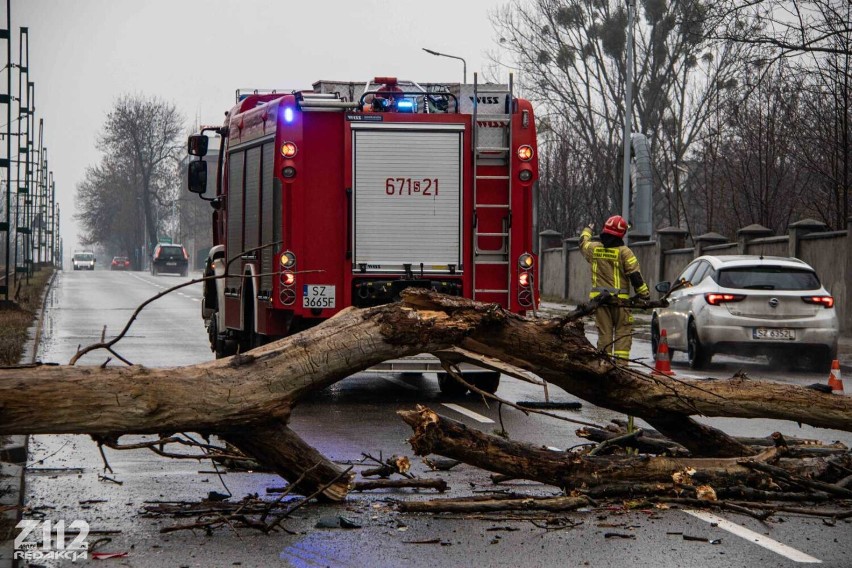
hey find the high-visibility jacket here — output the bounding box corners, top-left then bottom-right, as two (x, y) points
(579, 227), (649, 299)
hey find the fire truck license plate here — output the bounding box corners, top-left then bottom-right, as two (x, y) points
(303, 285), (335, 309)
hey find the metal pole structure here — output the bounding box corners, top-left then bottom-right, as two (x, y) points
(1, 0), (10, 299)
(39, 151), (46, 267)
(12, 27), (26, 285)
(35, 119), (42, 268)
(620, 0), (635, 223)
(24, 79), (33, 281)
(49, 173), (55, 267)
(55, 204), (60, 269)
(422, 48), (467, 83)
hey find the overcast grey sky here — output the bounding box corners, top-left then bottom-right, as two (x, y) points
(13, 0), (512, 254)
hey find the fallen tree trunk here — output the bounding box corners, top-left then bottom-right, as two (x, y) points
(400, 407), (761, 488)
(398, 495), (591, 514)
(2, 290), (852, 499)
(399, 406), (852, 490)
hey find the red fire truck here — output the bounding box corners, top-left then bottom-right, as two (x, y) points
(186, 75), (539, 394)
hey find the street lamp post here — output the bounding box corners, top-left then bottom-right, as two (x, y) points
(621, 0), (635, 224)
(422, 48), (467, 84)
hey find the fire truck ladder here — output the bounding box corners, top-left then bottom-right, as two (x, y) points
(472, 72), (513, 308)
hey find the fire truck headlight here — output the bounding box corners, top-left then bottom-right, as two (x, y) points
(518, 253), (534, 269)
(517, 145), (534, 161)
(282, 166), (297, 179)
(283, 107), (294, 123)
(280, 251), (296, 269)
(280, 142), (298, 158)
(519, 169), (533, 182)
(519, 272), (530, 287)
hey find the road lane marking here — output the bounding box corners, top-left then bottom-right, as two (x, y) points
(380, 376), (418, 390)
(441, 403), (494, 424)
(683, 510), (821, 564)
(192, 298), (200, 302)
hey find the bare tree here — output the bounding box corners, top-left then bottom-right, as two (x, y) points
(100, 95), (184, 255)
(491, 0), (751, 236)
(708, 0), (852, 59)
(75, 156), (140, 257)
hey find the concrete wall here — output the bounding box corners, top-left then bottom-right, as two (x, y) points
(540, 218), (852, 331)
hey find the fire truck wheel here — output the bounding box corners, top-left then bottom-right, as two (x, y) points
(470, 372), (501, 394)
(209, 311), (236, 359)
(437, 372), (468, 397)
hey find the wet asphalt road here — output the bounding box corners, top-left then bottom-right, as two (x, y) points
(21, 270), (852, 567)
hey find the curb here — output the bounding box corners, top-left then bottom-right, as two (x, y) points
(0, 268), (59, 568)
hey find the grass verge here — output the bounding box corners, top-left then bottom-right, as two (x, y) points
(0, 268), (54, 365)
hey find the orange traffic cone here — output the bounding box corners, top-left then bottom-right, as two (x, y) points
(652, 329), (675, 376)
(827, 359), (844, 392)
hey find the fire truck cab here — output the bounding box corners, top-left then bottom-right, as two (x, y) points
(187, 75), (539, 395)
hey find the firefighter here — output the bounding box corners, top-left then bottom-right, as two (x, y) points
(579, 215), (650, 363)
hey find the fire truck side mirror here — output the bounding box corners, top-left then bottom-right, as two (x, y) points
(187, 134), (209, 157)
(188, 160), (207, 194)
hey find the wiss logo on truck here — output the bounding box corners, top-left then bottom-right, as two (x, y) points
(185, 76), (539, 394)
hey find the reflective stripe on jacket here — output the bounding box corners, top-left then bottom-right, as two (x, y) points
(579, 228), (647, 299)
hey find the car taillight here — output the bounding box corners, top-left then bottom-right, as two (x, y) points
(802, 295), (834, 308)
(704, 293), (746, 306)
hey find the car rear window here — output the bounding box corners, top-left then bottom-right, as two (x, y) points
(157, 246), (184, 259)
(716, 266), (821, 290)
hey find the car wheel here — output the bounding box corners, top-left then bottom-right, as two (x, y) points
(650, 316), (661, 357)
(687, 321), (712, 370)
(437, 372), (468, 397)
(767, 351), (795, 371)
(470, 371), (500, 394)
(800, 346), (835, 374)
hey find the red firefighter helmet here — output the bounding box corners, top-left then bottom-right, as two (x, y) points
(602, 215), (628, 238)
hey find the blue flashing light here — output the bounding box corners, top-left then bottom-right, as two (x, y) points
(283, 107), (295, 123)
(396, 99), (415, 113)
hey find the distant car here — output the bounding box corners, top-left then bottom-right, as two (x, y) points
(151, 244), (188, 276)
(72, 252), (96, 270)
(652, 255), (839, 372)
(110, 256), (131, 271)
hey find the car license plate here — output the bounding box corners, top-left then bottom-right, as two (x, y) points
(303, 285), (335, 309)
(753, 328), (796, 340)
(166, 262), (176, 266)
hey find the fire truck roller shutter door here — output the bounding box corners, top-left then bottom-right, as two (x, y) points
(260, 142), (276, 298)
(226, 151), (246, 293)
(352, 124), (464, 274)
(244, 146), (262, 255)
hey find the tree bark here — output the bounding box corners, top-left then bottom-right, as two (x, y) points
(399, 406), (850, 491)
(399, 407), (761, 488)
(2, 290), (851, 498)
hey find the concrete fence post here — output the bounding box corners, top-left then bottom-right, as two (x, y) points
(538, 230), (562, 290)
(655, 227), (689, 283)
(562, 237), (580, 300)
(693, 232), (728, 259)
(787, 218), (827, 259)
(736, 224), (773, 254)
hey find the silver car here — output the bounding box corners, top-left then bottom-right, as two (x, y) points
(652, 255), (838, 371)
